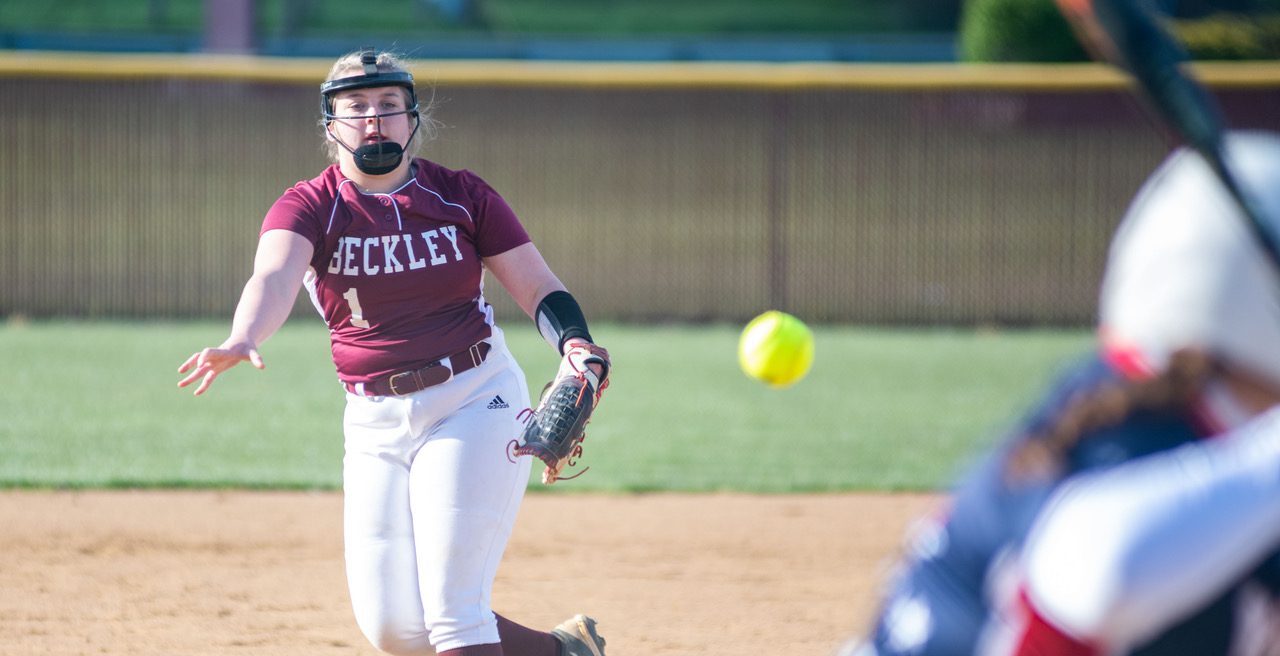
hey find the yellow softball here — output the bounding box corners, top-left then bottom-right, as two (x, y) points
(738, 310), (814, 388)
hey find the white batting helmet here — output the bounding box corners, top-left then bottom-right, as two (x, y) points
(1099, 131), (1280, 392)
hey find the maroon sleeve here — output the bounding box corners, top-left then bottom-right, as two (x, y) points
(463, 171), (532, 257)
(259, 185), (324, 250)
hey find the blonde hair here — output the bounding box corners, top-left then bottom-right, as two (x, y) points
(319, 50), (439, 162)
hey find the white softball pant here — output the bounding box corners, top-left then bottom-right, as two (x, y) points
(341, 329), (532, 654)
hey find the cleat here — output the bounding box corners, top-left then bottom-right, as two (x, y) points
(551, 614), (606, 656)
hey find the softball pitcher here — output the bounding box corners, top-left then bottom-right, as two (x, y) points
(846, 132), (1280, 656)
(178, 48), (609, 656)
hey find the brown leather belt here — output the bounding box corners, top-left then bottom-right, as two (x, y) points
(346, 341), (492, 397)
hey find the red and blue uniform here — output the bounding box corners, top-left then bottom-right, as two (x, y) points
(863, 352), (1280, 655)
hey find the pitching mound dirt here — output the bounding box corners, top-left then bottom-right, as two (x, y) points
(0, 491), (938, 656)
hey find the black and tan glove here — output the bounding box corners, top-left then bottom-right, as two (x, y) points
(513, 343), (611, 484)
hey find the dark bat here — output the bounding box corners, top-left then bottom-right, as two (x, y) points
(1054, 0), (1280, 267)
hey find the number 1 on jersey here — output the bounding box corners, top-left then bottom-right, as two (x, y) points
(342, 288), (371, 328)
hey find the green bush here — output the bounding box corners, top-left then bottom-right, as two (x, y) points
(960, 0), (1280, 62)
(959, 0), (1088, 62)
(1170, 13), (1280, 59)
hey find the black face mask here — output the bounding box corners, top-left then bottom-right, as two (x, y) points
(320, 48), (423, 176)
(329, 109), (421, 176)
(351, 140), (406, 176)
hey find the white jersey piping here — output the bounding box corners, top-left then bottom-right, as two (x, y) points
(325, 179), (356, 234)
(328, 174), (470, 233)
(414, 179), (474, 224)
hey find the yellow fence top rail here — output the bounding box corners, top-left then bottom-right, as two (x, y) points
(2, 50), (1280, 90)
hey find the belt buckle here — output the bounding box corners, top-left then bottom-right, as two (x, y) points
(387, 370), (417, 396)
(469, 342), (483, 367)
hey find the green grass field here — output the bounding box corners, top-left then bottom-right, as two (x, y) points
(0, 319), (1091, 492)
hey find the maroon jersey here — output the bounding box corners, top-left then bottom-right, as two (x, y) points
(261, 159), (531, 385)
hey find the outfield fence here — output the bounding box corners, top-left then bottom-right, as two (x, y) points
(4, 52), (1280, 325)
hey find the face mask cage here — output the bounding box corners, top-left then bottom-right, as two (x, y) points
(319, 48), (422, 175)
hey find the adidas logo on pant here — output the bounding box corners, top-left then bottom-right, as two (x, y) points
(487, 395), (509, 409)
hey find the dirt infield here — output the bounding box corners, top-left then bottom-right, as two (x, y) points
(0, 491), (939, 656)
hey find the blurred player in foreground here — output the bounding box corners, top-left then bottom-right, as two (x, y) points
(1010, 391), (1280, 654)
(178, 48), (609, 656)
(845, 131), (1280, 655)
